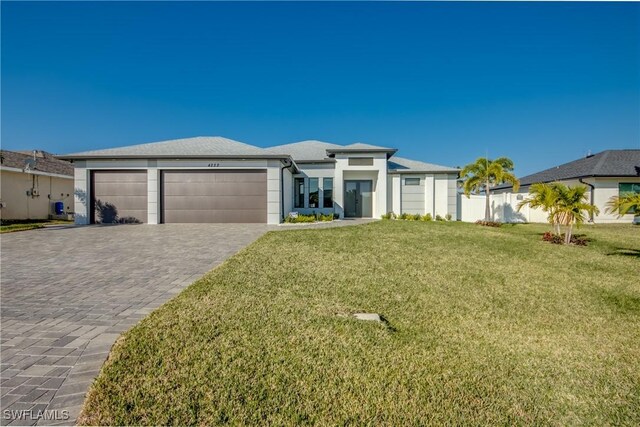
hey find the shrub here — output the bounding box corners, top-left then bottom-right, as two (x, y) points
(399, 213), (411, 220)
(542, 231), (588, 246)
(381, 212), (397, 220)
(285, 214), (316, 223)
(318, 214), (334, 222)
(412, 213), (422, 221)
(435, 215), (444, 221)
(475, 220), (502, 227)
(421, 213), (432, 221)
(445, 213), (452, 221)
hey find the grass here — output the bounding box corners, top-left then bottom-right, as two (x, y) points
(80, 221), (639, 426)
(0, 219), (73, 233)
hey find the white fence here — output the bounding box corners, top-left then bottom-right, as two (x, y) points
(458, 193), (548, 223)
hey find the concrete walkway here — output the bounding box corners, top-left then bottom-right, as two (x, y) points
(0, 224), (270, 426)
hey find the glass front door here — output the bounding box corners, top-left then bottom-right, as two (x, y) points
(344, 180), (373, 218)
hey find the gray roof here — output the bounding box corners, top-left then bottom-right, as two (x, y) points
(267, 140), (341, 161)
(60, 136), (288, 159)
(497, 149), (640, 189)
(58, 136), (459, 173)
(388, 156), (459, 173)
(0, 150), (73, 177)
(326, 142), (397, 153)
(268, 140), (398, 161)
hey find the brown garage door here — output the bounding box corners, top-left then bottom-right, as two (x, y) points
(161, 170), (267, 223)
(91, 171), (147, 224)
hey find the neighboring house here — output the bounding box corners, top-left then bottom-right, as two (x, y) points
(474, 149), (640, 224)
(0, 150), (74, 220)
(59, 136), (459, 225)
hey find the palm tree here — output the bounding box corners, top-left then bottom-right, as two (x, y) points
(517, 182), (561, 234)
(606, 193), (640, 221)
(554, 184), (600, 244)
(459, 157), (520, 221)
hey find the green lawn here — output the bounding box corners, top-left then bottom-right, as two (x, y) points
(0, 219), (73, 233)
(80, 221), (639, 426)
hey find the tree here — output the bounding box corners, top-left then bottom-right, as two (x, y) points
(459, 157), (520, 222)
(517, 182), (561, 234)
(606, 193), (640, 220)
(554, 184), (599, 244)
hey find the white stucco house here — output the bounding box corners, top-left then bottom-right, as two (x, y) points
(462, 149), (640, 224)
(59, 136), (459, 225)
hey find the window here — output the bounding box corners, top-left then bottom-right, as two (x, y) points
(348, 157), (374, 166)
(323, 178), (333, 208)
(619, 183), (640, 213)
(294, 178), (305, 208)
(308, 178), (319, 208)
(405, 177), (420, 186)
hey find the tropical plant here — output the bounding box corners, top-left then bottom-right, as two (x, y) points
(519, 183), (599, 244)
(517, 183), (562, 234)
(459, 157), (520, 221)
(606, 193), (640, 219)
(553, 184), (599, 244)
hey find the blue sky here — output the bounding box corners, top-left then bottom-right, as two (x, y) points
(2, 2), (639, 176)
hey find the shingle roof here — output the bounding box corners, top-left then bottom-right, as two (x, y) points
(268, 140), (399, 161)
(60, 136), (286, 159)
(327, 142), (397, 153)
(388, 156), (459, 173)
(0, 150), (73, 177)
(267, 140), (341, 161)
(497, 149), (640, 189)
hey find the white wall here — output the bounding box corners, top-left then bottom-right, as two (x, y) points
(459, 176), (640, 224)
(334, 153), (388, 218)
(400, 174), (425, 215)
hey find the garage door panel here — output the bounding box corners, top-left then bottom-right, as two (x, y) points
(92, 171), (147, 183)
(93, 182), (148, 197)
(163, 209), (266, 224)
(161, 195), (267, 210)
(163, 183), (267, 197)
(163, 170), (266, 183)
(92, 171), (147, 224)
(162, 170), (267, 223)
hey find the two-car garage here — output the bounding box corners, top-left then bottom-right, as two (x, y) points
(90, 170), (268, 224)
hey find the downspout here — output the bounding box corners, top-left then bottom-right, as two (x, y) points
(579, 178), (595, 222)
(280, 158), (293, 222)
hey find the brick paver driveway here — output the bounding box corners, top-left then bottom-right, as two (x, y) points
(0, 224), (270, 426)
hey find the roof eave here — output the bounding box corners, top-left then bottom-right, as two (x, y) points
(294, 159), (336, 164)
(389, 169), (460, 174)
(495, 173), (640, 190)
(58, 154), (294, 161)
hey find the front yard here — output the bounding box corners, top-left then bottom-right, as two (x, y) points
(80, 221), (639, 425)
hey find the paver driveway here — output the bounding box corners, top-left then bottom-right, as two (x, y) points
(0, 224), (270, 426)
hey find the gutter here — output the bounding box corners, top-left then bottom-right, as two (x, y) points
(578, 178), (596, 222)
(0, 165), (73, 180)
(280, 158), (294, 222)
(58, 154), (294, 161)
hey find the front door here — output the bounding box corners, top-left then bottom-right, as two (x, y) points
(344, 180), (373, 218)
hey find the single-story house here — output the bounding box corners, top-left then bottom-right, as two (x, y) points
(490, 149), (640, 223)
(59, 136), (459, 225)
(0, 150), (74, 220)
